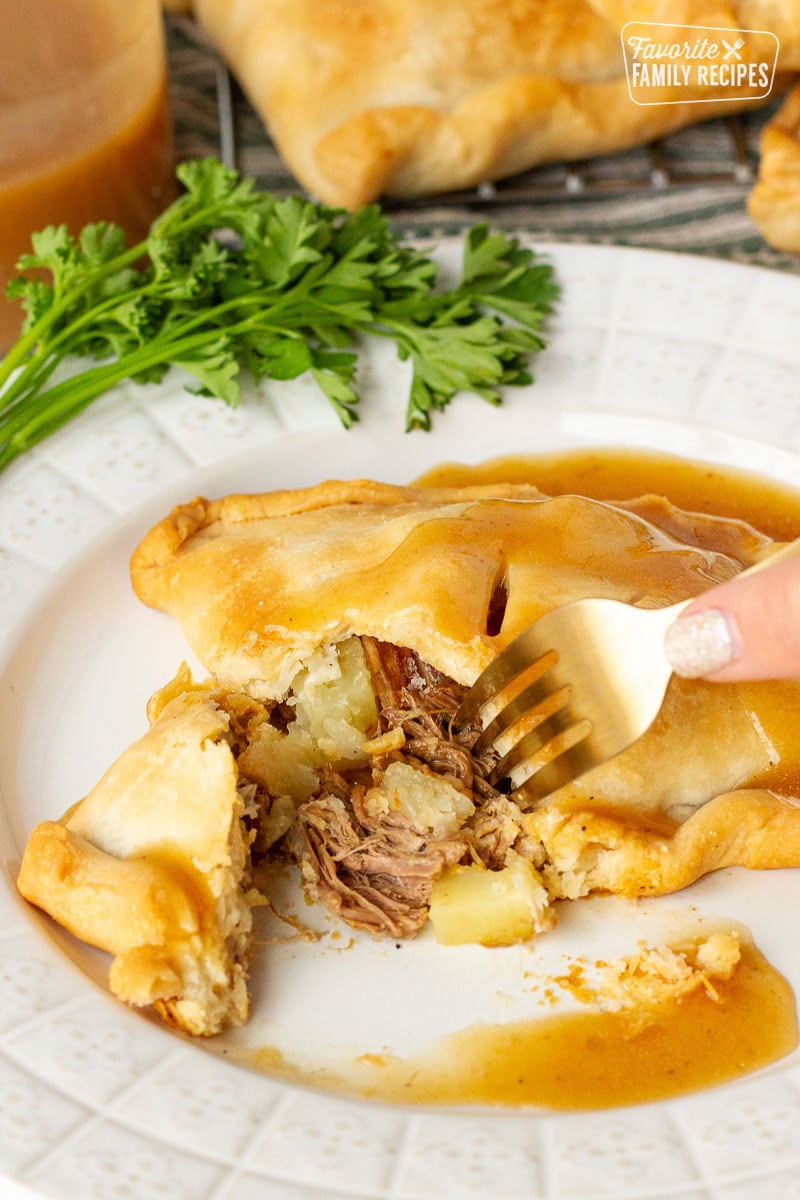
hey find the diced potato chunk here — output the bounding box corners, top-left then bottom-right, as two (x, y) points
(238, 721), (319, 803)
(293, 638), (378, 761)
(364, 761), (474, 837)
(429, 854), (553, 946)
(259, 793), (297, 850)
(238, 638), (379, 810)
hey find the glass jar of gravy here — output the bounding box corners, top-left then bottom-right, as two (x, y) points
(0, 0), (177, 350)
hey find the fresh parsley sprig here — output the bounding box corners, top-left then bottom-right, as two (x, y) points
(0, 158), (559, 470)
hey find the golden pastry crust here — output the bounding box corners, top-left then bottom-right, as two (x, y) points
(130, 478), (770, 696)
(528, 787), (800, 902)
(184, 0), (797, 208)
(17, 689), (258, 1036)
(591, 0), (800, 51)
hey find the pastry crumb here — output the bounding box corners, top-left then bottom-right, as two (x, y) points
(549, 930), (741, 1011)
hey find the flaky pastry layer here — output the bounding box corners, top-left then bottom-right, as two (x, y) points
(17, 690), (258, 1036)
(748, 81), (800, 251)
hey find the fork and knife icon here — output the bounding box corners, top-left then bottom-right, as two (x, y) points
(722, 36), (746, 60)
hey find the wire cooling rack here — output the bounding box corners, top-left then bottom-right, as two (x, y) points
(165, 14), (775, 215)
(385, 116), (758, 209)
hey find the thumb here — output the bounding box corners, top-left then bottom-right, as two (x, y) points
(663, 557), (800, 682)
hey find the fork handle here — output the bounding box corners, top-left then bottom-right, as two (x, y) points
(737, 535), (800, 577)
(665, 536), (800, 622)
(663, 535), (800, 632)
(661, 535), (800, 675)
(668, 536), (800, 619)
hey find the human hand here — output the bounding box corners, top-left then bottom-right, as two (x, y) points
(664, 557), (800, 682)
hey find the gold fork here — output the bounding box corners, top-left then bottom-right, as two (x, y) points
(456, 537), (800, 806)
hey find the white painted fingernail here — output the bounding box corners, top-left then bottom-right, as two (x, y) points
(664, 608), (743, 678)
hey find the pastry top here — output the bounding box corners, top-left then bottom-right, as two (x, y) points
(17, 688), (256, 1036)
(181, 0), (798, 207)
(130, 477), (772, 698)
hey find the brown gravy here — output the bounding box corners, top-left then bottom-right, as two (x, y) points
(247, 940), (796, 1110)
(357, 940), (796, 1109)
(0, 1), (176, 348)
(416, 446), (800, 543)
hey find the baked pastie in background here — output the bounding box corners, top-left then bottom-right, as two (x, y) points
(167, 0), (800, 226)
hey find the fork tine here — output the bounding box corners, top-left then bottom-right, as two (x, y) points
(459, 536), (800, 804)
(473, 676), (572, 757)
(489, 709), (593, 784)
(456, 632), (558, 726)
(510, 737), (599, 806)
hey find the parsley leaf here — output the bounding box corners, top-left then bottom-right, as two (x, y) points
(0, 159), (558, 470)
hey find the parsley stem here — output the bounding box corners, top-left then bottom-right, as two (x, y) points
(0, 331), (213, 469)
(0, 240), (148, 395)
(0, 186), (270, 397)
(0, 309), (294, 468)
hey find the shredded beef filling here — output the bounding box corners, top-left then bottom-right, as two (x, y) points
(300, 785), (467, 938)
(360, 636), (500, 799)
(293, 638), (527, 937)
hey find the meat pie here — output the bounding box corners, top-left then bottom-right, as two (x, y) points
(17, 477), (800, 1031)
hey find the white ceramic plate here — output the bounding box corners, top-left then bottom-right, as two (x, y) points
(3, 242), (800, 1200)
